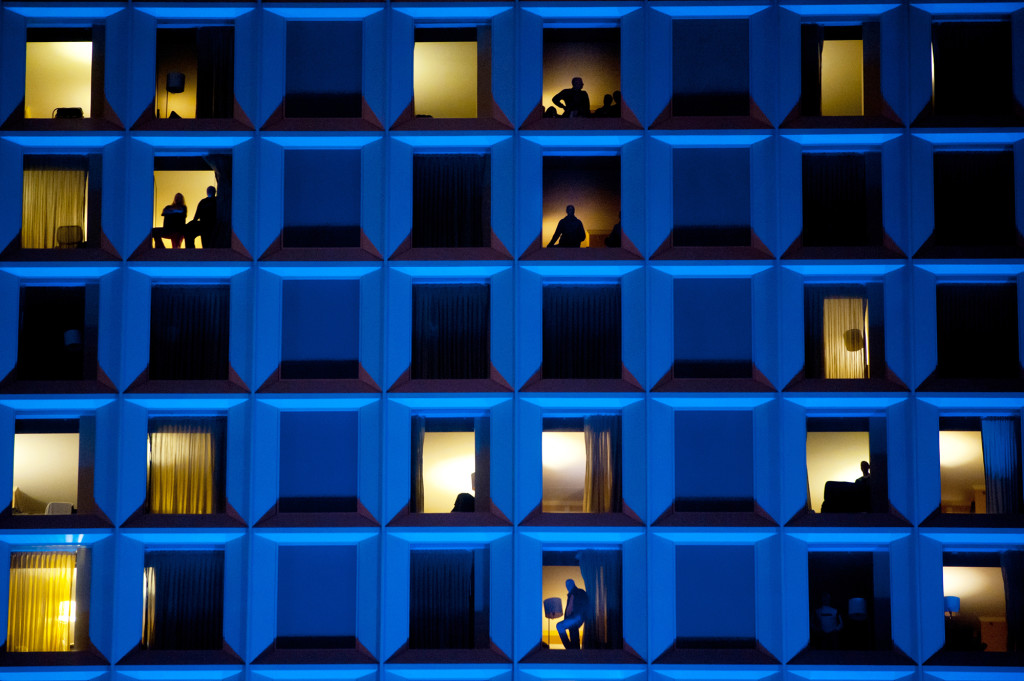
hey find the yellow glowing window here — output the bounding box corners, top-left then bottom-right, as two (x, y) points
(821, 39), (864, 116)
(420, 430), (476, 513)
(13, 425), (79, 516)
(414, 28), (478, 119)
(152, 165), (217, 248)
(943, 561), (1010, 652)
(939, 429), (985, 513)
(7, 552), (77, 652)
(822, 297), (869, 379)
(22, 156), (89, 249)
(805, 428), (871, 513)
(542, 429), (586, 513)
(25, 40), (92, 119)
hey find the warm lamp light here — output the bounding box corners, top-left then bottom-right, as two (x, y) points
(543, 596), (563, 647)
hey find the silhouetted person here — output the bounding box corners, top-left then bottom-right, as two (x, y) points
(857, 460), (871, 482)
(543, 106), (559, 118)
(547, 205), (587, 248)
(552, 77), (590, 118)
(610, 90), (621, 117)
(184, 186), (217, 248)
(452, 492), (475, 512)
(154, 193), (187, 248)
(556, 579), (589, 649)
(594, 94), (615, 117)
(605, 213), (622, 248)
(814, 593), (843, 649)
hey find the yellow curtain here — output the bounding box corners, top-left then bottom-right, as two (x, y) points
(21, 165), (88, 249)
(7, 552), (76, 652)
(142, 566), (156, 647)
(147, 423), (215, 514)
(823, 297), (869, 379)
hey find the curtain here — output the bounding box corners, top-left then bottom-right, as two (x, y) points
(933, 151), (1016, 247)
(936, 284), (1019, 379)
(802, 153), (882, 247)
(474, 416), (489, 505)
(932, 22), (1012, 116)
(410, 416), (426, 513)
(800, 24), (824, 116)
(412, 284), (489, 379)
(149, 285), (230, 380)
(412, 155), (489, 248)
(823, 297), (869, 379)
(7, 552), (76, 652)
(142, 551), (224, 650)
(981, 417), (1023, 514)
(583, 415), (622, 513)
(203, 154), (232, 249)
(147, 417), (225, 514)
(578, 549), (622, 650)
(22, 157), (88, 249)
(196, 27), (234, 119)
(1002, 550), (1024, 653)
(542, 285), (621, 379)
(409, 550), (474, 649)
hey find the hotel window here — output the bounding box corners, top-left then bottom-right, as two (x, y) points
(280, 280), (359, 380)
(411, 416), (488, 514)
(931, 150), (1017, 248)
(285, 22), (362, 118)
(931, 21), (1013, 117)
(808, 550), (892, 652)
(675, 411), (753, 513)
(414, 28), (480, 119)
(672, 19), (749, 116)
(802, 152), (883, 248)
(542, 285), (621, 379)
(542, 415), (621, 514)
(12, 418), (88, 516)
(146, 416), (226, 515)
(676, 545), (755, 649)
(939, 417), (1022, 515)
(282, 149), (361, 249)
(21, 155), (101, 250)
(155, 27), (234, 120)
(17, 284), (98, 382)
(942, 551), (1024, 653)
(411, 284), (489, 380)
(142, 550), (224, 650)
(804, 283), (883, 380)
(801, 24), (882, 117)
(542, 28), (620, 119)
(806, 417), (888, 515)
(673, 148), (751, 248)
(149, 284), (230, 381)
(935, 283), (1019, 380)
(277, 546), (356, 649)
(151, 156), (230, 250)
(7, 549), (87, 652)
(412, 154), (490, 248)
(279, 411), (357, 513)
(542, 156), (621, 250)
(24, 28), (98, 119)
(541, 549), (622, 650)
(409, 548), (489, 649)
(675, 279), (752, 379)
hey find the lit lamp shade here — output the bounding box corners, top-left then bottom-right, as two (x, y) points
(848, 597), (867, 621)
(944, 596), (961, 615)
(543, 597), (563, 619)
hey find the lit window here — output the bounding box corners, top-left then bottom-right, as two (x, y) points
(542, 28), (620, 118)
(147, 416), (226, 515)
(942, 551), (1022, 653)
(155, 27), (234, 120)
(13, 419), (79, 516)
(543, 156), (620, 249)
(940, 417), (1022, 515)
(21, 156), (89, 249)
(805, 417), (887, 515)
(151, 156), (227, 250)
(541, 549), (622, 650)
(412, 417), (484, 513)
(542, 415), (621, 513)
(25, 29), (93, 119)
(7, 551), (79, 652)
(801, 24), (882, 117)
(414, 28), (478, 119)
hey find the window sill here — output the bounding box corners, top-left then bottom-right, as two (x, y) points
(654, 503), (777, 528)
(654, 363), (775, 393)
(519, 643), (642, 664)
(784, 376), (908, 393)
(0, 509), (112, 529)
(520, 508), (643, 527)
(253, 638), (377, 665)
(118, 645), (243, 666)
(788, 647), (915, 666)
(925, 650), (1024, 666)
(651, 96), (773, 130)
(0, 376), (117, 395)
(257, 505), (378, 528)
(388, 508), (511, 527)
(917, 373), (1024, 393)
(258, 363), (381, 394)
(0, 233), (122, 261)
(260, 227), (382, 261)
(387, 643), (510, 664)
(786, 508), (911, 528)
(655, 639), (778, 665)
(920, 509), (1024, 529)
(0, 648), (109, 666)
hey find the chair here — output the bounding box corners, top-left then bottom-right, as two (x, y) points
(44, 502), (74, 515)
(55, 225), (84, 249)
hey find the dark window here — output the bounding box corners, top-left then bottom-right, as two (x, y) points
(279, 411), (357, 513)
(932, 21), (1013, 117)
(149, 284), (230, 380)
(147, 416), (226, 515)
(155, 27), (234, 120)
(142, 550), (224, 650)
(413, 154), (490, 248)
(933, 150), (1016, 247)
(936, 284), (1019, 379)
(285, 22), (362, 118)
(802, 152), (883, 247)
(542, 285), (621, 379)
(673, 20), (749, 116)
(674, 278), (752, 378)
(675, 411), (753, 512)
(280, 279), (359, 379)
(676, 545), (755, 646)
(277, 545), (356, 648)
(803, 283), (884, 379)
(282, 150), (361, 248)
(409, 549), (488, 649)
(411, 284), (490, 380)
(673, 147), (750, 247)
(808, 551), (891, 651)
(17, 285), (97, 381)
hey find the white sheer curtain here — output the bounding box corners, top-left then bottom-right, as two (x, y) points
(22, 160), (88, 249)
(147, 421), (216, 514)
(823, 297), (869, 379)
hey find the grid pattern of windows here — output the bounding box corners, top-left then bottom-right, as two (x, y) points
(1, 1), (1023, 679)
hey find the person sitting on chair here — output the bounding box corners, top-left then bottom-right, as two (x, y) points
(556, 579), (590, 649)
(153, 193), (187, 248)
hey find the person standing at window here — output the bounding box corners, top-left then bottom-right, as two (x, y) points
(547, 205), (587, 248)
(557, 578), (590, 649)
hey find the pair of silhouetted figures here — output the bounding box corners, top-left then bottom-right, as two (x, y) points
(544, 77), (621, 118)
(152, 186), (217, 249)
(547, 206), (622, 248)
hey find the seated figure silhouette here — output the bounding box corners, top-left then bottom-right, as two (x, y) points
(547, 205), (587, 248)
(594, 94), (616, 117)
(552, 77), (590, 118)
(452, 492), (475, 512)
(605, 212), (622, 247)
(153, 193), (187, 248)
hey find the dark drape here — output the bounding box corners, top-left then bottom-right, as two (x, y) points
(932, 22), (1012, 116)
(981, 417), (1023, 514)
(800, 24), (824, 116)
(18, 285), (87, 381)
(803, 153), (882, 247)
(583, 415), (622, 513)
(412, 155), (490, 248)
(542, 285), (621, 379)
(578, 549), (622, 649)
(196, 27), (234, 119)
(803, 284), (866, 379)
(412, 284), (489, 379)
(143, 550), (224, 650)
(149, 285), (230, 380)
(936, 284), (1019, 379)
(409, 550), (474, 649)
(933, 150), (1016, 246)
(203, 154), (232, 249)
(410, 416), (426, 513)
(1002, 550), (1024, 652)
